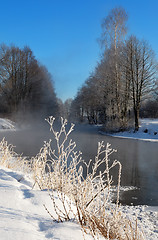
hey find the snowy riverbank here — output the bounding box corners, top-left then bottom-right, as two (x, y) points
(105, 119), (158, 142)
(0, 166), (157, 240)
(0, 166), (91, 240)
(0, 118), (16, 131)
(0, 117), (157, 239)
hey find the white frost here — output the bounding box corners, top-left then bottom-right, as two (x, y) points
(0, 166), (157, 239)
(0, 166), (95, 240)
(0, 118), (16, 131)
(107, 118), (158, 142)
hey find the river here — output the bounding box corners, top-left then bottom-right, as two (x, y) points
(0, 121), (157, 206)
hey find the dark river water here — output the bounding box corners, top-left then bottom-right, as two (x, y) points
(0, 121), (157, 206)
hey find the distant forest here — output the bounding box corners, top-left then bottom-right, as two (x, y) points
(67, 7), (158, 131)
(0, 44), (59, 120)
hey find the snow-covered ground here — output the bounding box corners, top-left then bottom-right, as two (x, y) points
(0, 166), (157, 240)
(0, 118), (158, 239)
(0, 166), (95, 240)
(107, 119), (158, 142)
(0, 118), (16, 131)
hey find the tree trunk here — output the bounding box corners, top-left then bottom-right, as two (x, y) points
(134, 108), (139, 131)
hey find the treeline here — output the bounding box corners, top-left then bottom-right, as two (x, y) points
(70, 7), (158, 131)
(0, 44), (59, 119)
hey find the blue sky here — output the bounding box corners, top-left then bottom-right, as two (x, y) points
(1, 0), (158, 101)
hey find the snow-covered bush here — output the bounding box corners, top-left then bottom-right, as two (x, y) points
(0, 117), (145, 239)
(32, 117), (144, 239)
(0, 138), (30, 172)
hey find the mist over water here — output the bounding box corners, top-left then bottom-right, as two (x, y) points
(0, 118), (49, 156)
(0, 118), (157, 206)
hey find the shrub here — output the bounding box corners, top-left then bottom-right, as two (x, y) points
(32, 117), (144, 239)
(0, 138), (30, 172)
(0, 117), (145, 239)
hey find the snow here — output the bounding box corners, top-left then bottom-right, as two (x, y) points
(106, 118), (158, 142)
(0, 118), (16, 131)
(119, 205), (158, 239)
(0, 166), (157, 240)
(0, 166), (94, 240)
(0, 117), (157, 239)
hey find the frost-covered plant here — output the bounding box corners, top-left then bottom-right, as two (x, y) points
(32, 117), (144, 239)
(32, 117), (83, 221)
(0, 138), (30, 172)
(0, 117), (144, 239)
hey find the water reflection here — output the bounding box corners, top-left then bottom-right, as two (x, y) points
(0, 123), (157, 206)
(72, 125), (158, 206)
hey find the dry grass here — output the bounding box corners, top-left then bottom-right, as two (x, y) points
(0, 117), (145, 239)
(0, 138), (30, 172)
(31, 117), (145, 239)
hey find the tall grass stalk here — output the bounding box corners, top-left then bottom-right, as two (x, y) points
(0, 117), (145, 239)
(32, 117), (145, 239)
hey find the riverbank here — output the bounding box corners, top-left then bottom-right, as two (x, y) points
(0, 118), (16, 131)
(0, 166), (157, 240)
(103, 118), (158, 142)
(0, 117), (157, 239)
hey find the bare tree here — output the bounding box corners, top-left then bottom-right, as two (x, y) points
(101, 7), (128, 50)
(71, 8), (158, 133)
(126, 36), (158, 131)
(0, 44), (59, 117)
(100, 7), (128, 121)
(63, 98), (73, 120)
